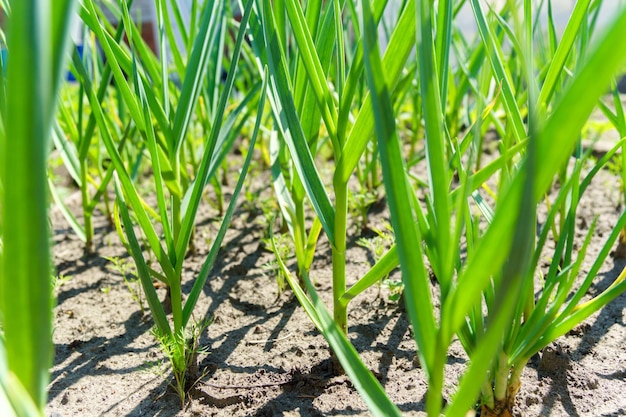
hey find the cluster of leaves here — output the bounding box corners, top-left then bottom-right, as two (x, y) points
(2, 0), (626, 416)
(254, 0), (626, 415)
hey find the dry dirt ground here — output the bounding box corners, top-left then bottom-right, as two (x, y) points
(46, 147), (626, 417)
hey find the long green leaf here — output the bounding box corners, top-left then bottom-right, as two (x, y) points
(80, 0), (145, 131)
(336, 0), (416, 184)
(175, 0), (257, 265)
(51, 0), (77, 108)
(79, 58), (176, 280)
(339, 245), (399, 306)
(360, 0), (437, 380)
(182, 72), (267, 327)
(469, 0), (526, 143)
(114, 179), (171, 337)
(133, 57), (175, 260)
(270, 233), (402, 417)
(416, 0), (452, 292)
(258, 0), (336, 245)
(337, 0), (388, 142)
(1, 0), (74, 411)
(282, 0), (338, 146)
(170, 0), (223, 154)
(534, 8), (626, 200)
(537, 0), (592, 110)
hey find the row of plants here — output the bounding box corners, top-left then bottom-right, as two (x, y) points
(1, 0), (626, 416)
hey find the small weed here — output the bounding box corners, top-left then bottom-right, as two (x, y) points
(356, 223), (394, 261)
(52, 273), (72, 290)
(104, 255), (145, 313)
(262, 232), (293, 295)
(356, 223), (402, 301)
(349, 189), (380, 233)
(243, 187), (277, 226)
(383, 279), (404, 303)
(153, 318), (212, 407)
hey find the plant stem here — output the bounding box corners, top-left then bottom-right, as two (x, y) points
(80, 158), (94, 252)
(172, 154), (182, 244)
(170, 268), (184, 335)
(507, 358), (527, 406)
(2, 0), (60, 408)
(494, 351), (509, 402)
(333, 181), (348, 334)
(295, 197), (307, 280)
(482, 379), (496, 410)
(425, 337), (446, 417)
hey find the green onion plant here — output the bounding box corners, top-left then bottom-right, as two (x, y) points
(245, 0), (417, 413)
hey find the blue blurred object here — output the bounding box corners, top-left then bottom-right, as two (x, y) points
(66, 44), (83, 82)
(0, 45), (84, 80)
(1, 48), (7, 74)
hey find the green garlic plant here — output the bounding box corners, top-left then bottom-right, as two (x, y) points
(249, 0), (626, 415)
(364, 0), (626, 415)
(599, 67), (626, 257)
(249, 0), (412, 336)
(31, 0), (626, 416)
(52, 13), (143, 252)
(0, 0), (76, 415)
(74, 0), (267, 405)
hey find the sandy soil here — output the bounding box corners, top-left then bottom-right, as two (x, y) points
(46, 148), (626, 417)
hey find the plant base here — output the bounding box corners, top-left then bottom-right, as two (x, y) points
(481, 403), (513, 417)
(613, 230), (626, 258)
